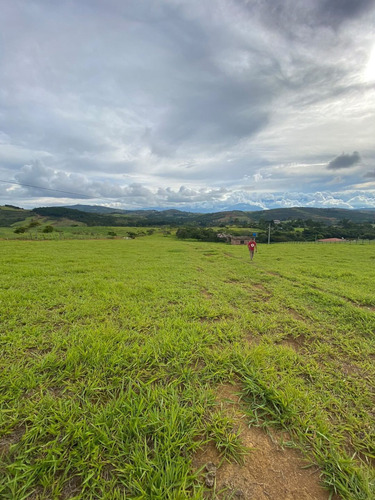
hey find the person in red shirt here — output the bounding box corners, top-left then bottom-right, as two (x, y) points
(247, 239), (257, 261)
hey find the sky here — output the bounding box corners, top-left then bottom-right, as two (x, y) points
(1, 0), (375, 212)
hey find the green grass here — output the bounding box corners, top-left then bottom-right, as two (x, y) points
(0, 225), (161, 240)
(1, 237), (374, 499)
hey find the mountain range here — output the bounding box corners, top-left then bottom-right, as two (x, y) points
(1, 204), (375, 228)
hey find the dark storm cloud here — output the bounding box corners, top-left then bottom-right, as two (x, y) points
(154, 79), (270, 153)
(364, 170), (375, 179)
(327, 152), (361, 170)
(317, 0), (375, 26)
(122, 2), (274, 154)
(240, 0), (374, 32)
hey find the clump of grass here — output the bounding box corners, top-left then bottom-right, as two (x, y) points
(206, 409), (247, 464)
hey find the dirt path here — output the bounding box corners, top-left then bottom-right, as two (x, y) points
(193, 383), (340, 499)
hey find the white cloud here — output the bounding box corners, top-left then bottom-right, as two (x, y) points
(8, 160), (375, 211)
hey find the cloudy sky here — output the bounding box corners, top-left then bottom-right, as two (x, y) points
(1, 0), (375, 211)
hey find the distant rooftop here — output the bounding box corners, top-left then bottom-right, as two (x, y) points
(317, 238), (345, 242)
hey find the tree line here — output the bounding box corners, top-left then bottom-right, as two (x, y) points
(176, 219), (375, 243)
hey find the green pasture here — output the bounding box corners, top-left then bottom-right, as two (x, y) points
(0, 237), (374, 499)
(0, 226), (161, 240)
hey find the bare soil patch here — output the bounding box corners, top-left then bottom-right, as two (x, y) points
(353, 303), (375, 312)
(286, 307), (306, 322)
(280, 334), (306, 352)
(0, 425), (26, 457)
(190, 359), (207, 371)
(239, 283), (272, 302)
(27, 485), (45, 499)
(199, 315), (226, 323)
(24, 346), (52, 356)
(340, 361), (364, 377)
(193, 383), (339, 500)
(202, 289), (214, 299)
(266, 271), (281, 277)
(244, 332), (262, 347)
(252, 283), (268, 292)
(60, 475), (82, 499)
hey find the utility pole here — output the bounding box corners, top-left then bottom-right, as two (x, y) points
(268, 223), (271, 245)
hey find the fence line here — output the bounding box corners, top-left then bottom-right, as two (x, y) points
(270, 239), (375, 245)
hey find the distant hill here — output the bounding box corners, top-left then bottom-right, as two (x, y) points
(248, 207), (375, 224)
(32, 207), (121, 226)
(1, 204), (375, 228)
(64, 204), (375, 224)
(65, 204), (128, 214)
(65, 203), (264, 214)
(64, 204), (195, 216)
(0, 205), (33, 226)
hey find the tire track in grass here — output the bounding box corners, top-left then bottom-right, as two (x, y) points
(224, 275), (308, 351)
(213, 248), (373, 497)
(261, 267), (375, 313)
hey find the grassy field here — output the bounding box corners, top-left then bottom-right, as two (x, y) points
(0, 226), (161, 240)
(0, 237), (374, 499)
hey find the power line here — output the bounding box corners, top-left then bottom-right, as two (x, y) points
(0, 179), (93, 199)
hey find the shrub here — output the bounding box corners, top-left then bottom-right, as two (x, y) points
(28, 221), (41, 228)
(176, 227), (223, 242)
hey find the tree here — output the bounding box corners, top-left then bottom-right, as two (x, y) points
(28, 220), (41, 228)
